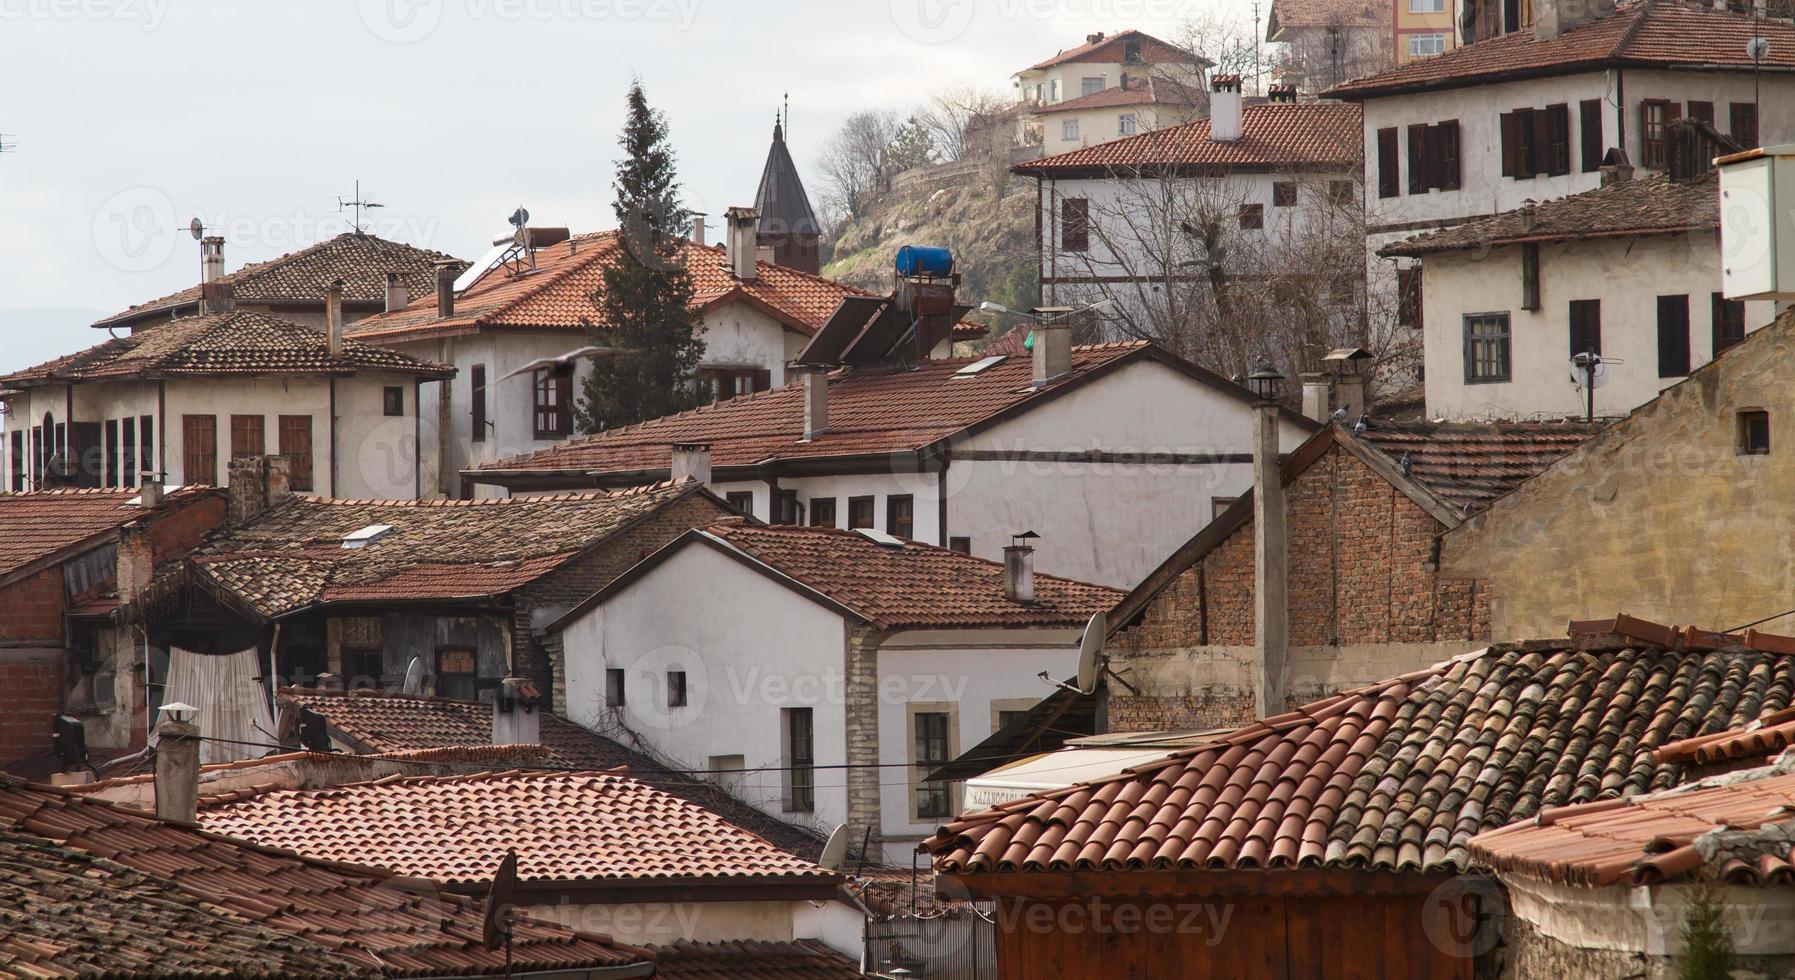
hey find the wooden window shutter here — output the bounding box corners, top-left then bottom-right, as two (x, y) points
(1579, 100), (1603, 172)
(279, 415), (314, 493)
(1438, 121), (1461, 190)
(1377, 128), (1400, 198)
(1407, 125), (1427, 194)
(182, 415), (217, 487)
(753, 369), (772, 392)
(1500, 112), (1520, 177)
(1521, 243), (1541, 311)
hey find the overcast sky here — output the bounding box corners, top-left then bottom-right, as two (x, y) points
(0, 0), (1249, 374)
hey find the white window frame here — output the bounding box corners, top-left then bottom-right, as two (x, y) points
(1408, 33), (1446, 57)
(1408, 0), (1444, 11)
(1118, 112), (1138, 136)
(908, 702), (960, 822)
(1062, 117), (1080, 141)
(1081, 76), (1105, 97)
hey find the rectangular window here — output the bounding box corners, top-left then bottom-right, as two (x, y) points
(1376, 128), (1400, 198)
(1539, 104), (1570, 176)
(1060, 197), (1089, 252)
(1731, 102), (1759, 148)
(1398, 266), (1424, 329)
(1407, 33), (1446, 57)
(1061, 118), (1080, 141)
(913, 710), (953, 820)
(533, 365), (574, 439)
(182, 415), (217, 486)
(1409, 121), (1461, 192)
(121, 418), (136, 488)
(1081, 76), (1104, 97)
(1713, 292), (1747, 355)
(1740, 410), (1771, 455)
(1408, 126), (1427, 193)
(667, 670), (687, 708)
(1520, 243), (1541, 311)
(1687, 100), (1715, 127)
(606, 668), (626, 707)
(774, 490), (802, 526)
(997, 709), (1030, 731)
(949, 536), (971, 554)
(886, 494), (915, 538)
(1408, 0), (1444, 11)
(1569, 299), (1602, 357)
(8, 431), (22, 492)
(726, 490), (755, 516)
(809, 497), (837, 527)
(1436, 120), (1462, 190)
(784, 707), (815, 813)
(1464, 313), (1512, 383)
(471, 364), (487, 443)
(139, 416), (154, 478)
(104, 419), (119, 488)
(1579, 99), (1604, 172)
(230, 414), (264, 460)
(1049, 79), (1059, 102)
(70, 423), (99, 488)
(1213, 496), (1239, 518)
(847, 495), (875, 530)
(1500, 108), (1533, 177)
(1117, 112), (1137, 136)
(1657, 294), (1691, 377)
(382, 386), (404, 417)
(1641, 99), (1673, 169)
(1238, 203), (1264, 229)
(1272, 181), (1297, 207)
(279, 416), (314, 493)
(436, 647), (477, 701)
(1328, 179), (1355, 205)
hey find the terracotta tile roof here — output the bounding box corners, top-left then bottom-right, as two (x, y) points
(684, 522), (1124, 631)
(1028, 76), (1201, 114)
(1268, 0), (1387, 34)
(923, 632), (1795, 876)
(1658, 703), (1795, 767)
(279, 688), (835, 863)
(197, 769), (844, 888)
(0, 823), (361, 977)
(0, 310), (454, 388)
(345, 233), (877, 346)
(0, 777), (652, 977)
(1471, 764), (1795, 887)
(95, 233), (463, 328)
(1327, 1), (1795, 99)
(1024, 29), (1201, 71)
(185, 482), (712, 619)
(1012, 102), (1361, 175)
(1382, 172), (1719, 258)
(0, 487), (211, 582)
(472, 342), (1285, 483)
(648, 940), (862, 979)
(1356, 419), (1609, 512)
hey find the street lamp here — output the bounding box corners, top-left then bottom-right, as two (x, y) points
(1245, 362), (1285, 404)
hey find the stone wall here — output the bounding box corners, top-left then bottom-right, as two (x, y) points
(843, 626), (883, 845)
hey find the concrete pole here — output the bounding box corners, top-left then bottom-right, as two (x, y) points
(1252, 401), (1288, 717)
(154, 718), (200, 823)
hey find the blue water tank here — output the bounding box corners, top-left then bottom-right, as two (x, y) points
(895, 245), (955, 279)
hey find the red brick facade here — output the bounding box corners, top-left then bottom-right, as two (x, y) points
(0, 651), (64, 764)
(0, 567), (66, 644)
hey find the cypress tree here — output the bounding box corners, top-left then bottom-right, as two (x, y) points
(577, 80), (705, 432)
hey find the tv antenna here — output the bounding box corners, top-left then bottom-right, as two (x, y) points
(337, 179), (384, 234)
(1570, 352), (1620, 422)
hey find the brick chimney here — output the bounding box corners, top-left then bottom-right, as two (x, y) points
(670, 443), (712, 485)
(384, 271), (409, 313)
(725, 206), (759, 281)
(1535, 0), (1615, 40)
(200, 281), (235, 315)
(1249, 369), (1288, 717)
(434, 259), (459, 319)
(800, 367), (829, 440)
(154, 709), (200, 823)
(228, 455), (293, 524)
(1032, 321), (1072, 386)
(1210, 74), (1243, 143)
(116, 522), (155, 603)
(325, 279), (344, 356)
(200, 236), (225, 283)
(1003, 533), (1037, 603)
(492, 676), (542, 745)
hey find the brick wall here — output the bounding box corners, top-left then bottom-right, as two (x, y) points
(150, 491), (228, 563)
(0, 650), (64, 764)
(0, 567), (65, 644)
(843, 625), (883, 843)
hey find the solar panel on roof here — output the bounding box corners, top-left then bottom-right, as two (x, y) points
(854, 528), (905, 548)
(954, 356), (1008, 377)
(797, 295), (888, 365)
(452, 239), (513, 294)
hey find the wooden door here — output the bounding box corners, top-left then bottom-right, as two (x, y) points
(182, 415), (217, 486)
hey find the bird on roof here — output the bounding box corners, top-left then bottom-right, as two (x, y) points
(496, 346), (635, 383)
(1399, 452), (1412, 476)
(1352, 418), (1366, 434)
(1331, 407), (1348, 421)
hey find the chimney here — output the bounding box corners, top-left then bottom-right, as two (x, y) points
(1032, 321), (1073, 386)
(1268, 85), (1298, 104)
(200, 236), (225, 283)
(1300, 374), (1332, 423)
(137, 479), (164, 507)
(325, 279), (344, 356)
(384, 272), (409, 313)
(1210, 74), (1244, 143)
(154, 710), (200, 823)
(228, 455), (293, 524)
(725, 206), (759, 281)
(1248, 365), (1288, 718)
(691, 215), (706, 246)
(492, 676), (542, 746)
(1085, 31), (1105, 44)
(1534, 0), (1616, 40)
(116, 522), (155, 603)
(800, 367), (829, 440)
(199, 281), (235, 316)
(1003, 533), (1037, 603)
(434, 259), (459, 319)
(670, 442), (712, 485)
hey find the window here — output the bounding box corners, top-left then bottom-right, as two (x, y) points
(1739, 410), (1771, 455)
(104, 420), (119, 488)
(913, 710), (953, 820)
(1408, 0), (1443, 11)
(121, 418), (136, 488)
(606, 668), (626, 707)
(1328, 179), (1355, 205)
(279, 416), (314, 493)
(30, 426), (41, 487)
(471, 364), (487, 443)
(139, 416), (153, 479)
(1376, 128), (1400, 198)
(1407, 33), (1446, 57)
(996, 709), (1030, 731)
(436, 648), (477, 701)
(1049, 78), (1060, 102)
(182, 415), (217, 486)
(886, 494), (914, 538)
(1687, 100), (1715, 127)
(1212, 496), (1239, 518)
(698, 367), (771, 401)
(809, 497), (837, 527)
(1640, 100), (1674, 169)
(1520, 242), (1541, 311)
(847, 495), (875, 529)
(1713, 292), (1747, 355)
(1059, 197), (1089, 252)
(1657, 294), (1691, 377)
(1238, 203), (1264, 229)
(230, 415), (264, 460)
(667, 670), (687, 708)
(1464, 313), (1512, 383)
(1398, 266), (1424, 330)
(1501, 105), (1569, 178)
(1272, 181), (1297, 207)
(1730, 102), (1759, 148)
(1123, 39), (1142, 63)
(1569, 299), (1602, 357)
(783, 707), (815, 813)
(532, 364), (574, 439)
(1117, 112), (1138, 136)
(774, 489), (802, 525)
(1062, 118), (1080, 141)
(1081, 76), (1104, 97)
(9, 431), (22, 492)
(1579, 100), (1604, 172)
(383, 386), (404, 417)
(725, 491), (755, 516)
(1407, 126), (1427, 194)
(949, 536), (971, 554)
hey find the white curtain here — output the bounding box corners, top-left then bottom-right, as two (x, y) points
(159, 647), (278, 766)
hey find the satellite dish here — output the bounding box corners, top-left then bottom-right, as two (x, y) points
(401, 657), (428, 696)
(508, 207), (530, 229)
(1570, 354), (1608, 390)
(188, 218), (204, 241)
(818, 824), (851, 870)
(1748, 37), (1770, 63)
(1076, 610), (1106, 693)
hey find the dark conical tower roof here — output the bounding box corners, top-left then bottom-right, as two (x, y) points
(754, 118), (822, 244)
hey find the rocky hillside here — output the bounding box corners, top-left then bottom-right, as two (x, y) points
(822, 160), (1036, 339)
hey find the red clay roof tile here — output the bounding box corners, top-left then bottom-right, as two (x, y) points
(0, 487), (214, 581)
(1013, 102), (1361, 174)
(648, 940), (862, 979)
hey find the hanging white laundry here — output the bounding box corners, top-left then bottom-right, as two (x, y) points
(159, 647), (279, 766)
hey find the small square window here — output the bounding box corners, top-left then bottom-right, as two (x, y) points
(383, 387), (404, 417)
(726, 491), (755, 516)
(847, 495), (876, 530)
(606, 668), (626, 707)
(1238, 204), (1264, 229)
(1328, 179), (1355, 205)
(1740, 410), (1770, 455)
(1118, 112), (1138, 136)
(1062, 118), (1080, 141)
(949, 536), (972, 554)
(1272, 182), (1297, 207)
(667, 670), (688, 707)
